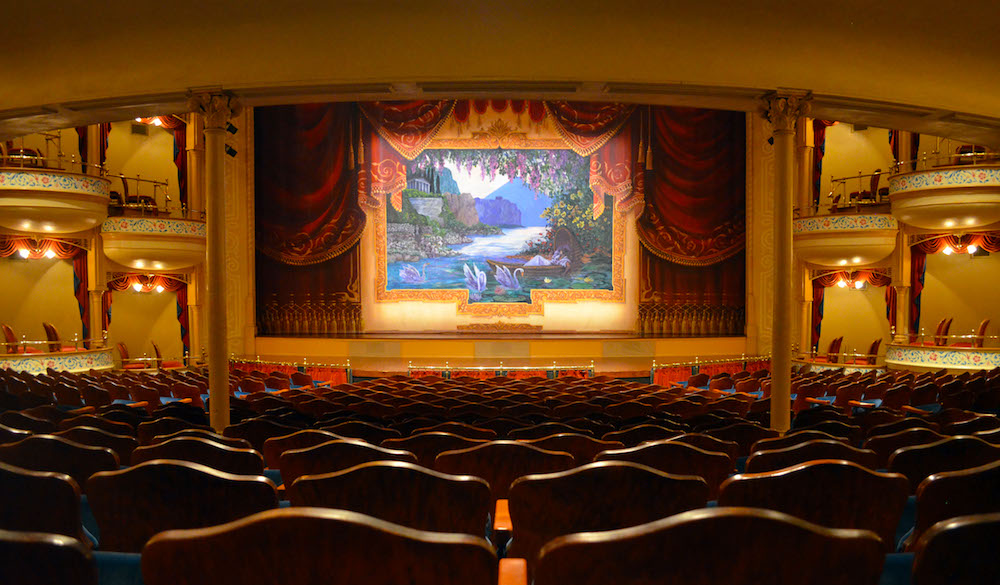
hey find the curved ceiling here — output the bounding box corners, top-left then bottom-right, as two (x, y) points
(3, 1), (999, 143)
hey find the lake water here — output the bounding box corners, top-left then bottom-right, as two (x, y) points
(387, 227), (612, 303)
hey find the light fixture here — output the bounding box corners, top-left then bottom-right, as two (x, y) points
(838, 259), (848, 266)
(152, 118), (163, 126)
(837, 280), (847, 288)
(134, 260), (145, 268)
(968, 244), (979, 254)
(943, 246), (954, 255)
(155, 285), (164, 293)
(135, 117), (142, 122)
(132, 283), (143, 292)
(852, 256), (862, 264)
(43, 249), (56, 259)
(944, 219), (956, 228)
(17, 248), (29, 259)
(854, 280), (865, 290)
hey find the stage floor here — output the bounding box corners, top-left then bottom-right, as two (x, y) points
(251, 334), (753, 378)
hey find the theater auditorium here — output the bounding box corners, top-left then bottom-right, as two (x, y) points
(1, 2), (999, 584)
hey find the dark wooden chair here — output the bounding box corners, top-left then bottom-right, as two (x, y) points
(223, 417), (299, 452)
(86, 460), (278, 552)
(594, 440), (733, 498)
(0, 462), (85, 541)
(889, 436), (1000, 492)
(279, 439), (417, 486)
(750, 429), (846, 454)
(508, 423), (589, 440)
(602, 424), (682, 447)
(141, 507), (497, 585)
(0, 423), (31, 445)
(704, 422), (779, 457)
(0, 410), (58, 433)
(867, 416), (939, 438)
(523, 433), (624, 464)
(718, 459), (908, 551)
(149, 428), (251, 450)
(57, 413), (134, 437)
(261, 429), (344, 469)
(381, 432), (489, 468)
(666, 433), (740, 460)
(0, 528), (97, 585)
(320, 420), (402, 444)
(746, 440), (878, 473)
(533, 507), (884, 585)
(795, 420), (863, 444)
(908, 460), (1000, 550)
(151, 341), (184, 370)
(54, 426), (138, 465)
(863, 427), (946, 469)
(130, 437), (264, 475)
(434, 441), (575, 500)
(0, 434), (118, 490)
(508, 461), (708, 573)
(137, 416), (212, 445)
(944, 415), (1000, 435)
(288, 460), (491, 535)
(911, 512), (1000, 585)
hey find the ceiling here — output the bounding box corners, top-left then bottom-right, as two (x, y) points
(3, 1), (999, 144)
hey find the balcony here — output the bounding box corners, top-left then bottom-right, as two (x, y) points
(0, 152), (110, 234)
(889, 148), (1000, 231)
(793, 211), (898, 268)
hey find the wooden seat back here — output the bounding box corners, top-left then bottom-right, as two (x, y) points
(524, 433), (624, 463)
(533, 507), (884, 585)
(222, 417), (299, 452)
(704, 422), (779, 457)
(279, 439), (417, 486)
(912, 460), (1000, 547)
(54, 426), (138, 465)
(912, 512), (1000, 585)
(288, 460), (491, 535)
(718, 459), (908, 551)
(261, 429), (344, 468)
(746, 440), (878, 473)
(594, 440), (733, 498)
(381, 432), (488, 468)
(320, 420), (401, 444)
(141, 507), (496, 585)
(86, 460), (278, 552)
(434, 441), (575, 500)
(602, 424), (683, 447)
(137, 417), (212, 445)
(0, 434), (118, 490)
(863, 427), (946, 468)
(509, 461), (708, 572)
(0, 528), (96, 585)
(889, 436), (1000, 492)
(0, 462), (84, 540)
(131, 437), (264, 475)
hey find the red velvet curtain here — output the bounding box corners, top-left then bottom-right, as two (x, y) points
(175, 285), (189, 356)
(812, 120), (837, 205)
(256, 103), (366, 265)
(810, 270), (894, 349)
(638, 107), (746, 337)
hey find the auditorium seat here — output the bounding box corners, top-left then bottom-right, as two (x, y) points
(434, 441), (575, 501)
(130, 437), (265, 475)
(863, 427), (946, 469)
(150, 428), (251, 450)
(381, 432), (489, 468)
(0, 528), (97, 585)
(523, 433), (624, 463)
(867, 416), (940, 438)
(141, 508), (497, 585)
(507, 461), (708, 573)
(0, 410), (57, 433)
(594, 440), (733, 498)
(54, 426), (138, 465)
(532, 507), (884, 585)
(907, 460), (1000, 550)
(602, 424), (683, 446)
(261, 429), (344, 468)
(666, 433), (740, 460)
(745, 440), (878, 473)
(86, 460), (278, 552)
(911, 512), (1000, 585)
(57, 413), (134, 437)
(0, 423), (30, 445)
(794, 420), (863, 444)
(0, 435), (118, 490)
(279, 439), (418, 486)
(703, 421), (779, 457)
(0, 462), (86, 541)
(718, 460), (908, 551)
(944, 415), (1000, 435)
(137, 416), (212, 445)
(508, 422), (589, 440)
(223, 417), (299, 452)
(321, 420), (402, 444)
(288, 460), (492, 535)
(750, 429), (847, 454)
(889, 436), (1000, 492)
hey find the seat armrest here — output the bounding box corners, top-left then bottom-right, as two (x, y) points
(498, 558), (527, 585)
(848, 400), (875, 408)
(69, 406), (96, 415)
(804, 397), (826, 405)
(128, 401), (149, 409)
(901, 405), (931, 416)
(494, 499), (512, 532)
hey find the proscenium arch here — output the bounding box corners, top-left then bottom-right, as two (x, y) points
(1, 1), (1000, 145)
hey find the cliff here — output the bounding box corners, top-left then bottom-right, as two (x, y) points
(476, 196), (521, 227)
(444, 192), (480, 227)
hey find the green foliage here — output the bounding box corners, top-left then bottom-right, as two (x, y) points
(388, 189), (501, 235)
(537, 190), (612, 256)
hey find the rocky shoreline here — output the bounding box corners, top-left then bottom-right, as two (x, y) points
(387, 223), (481, 262)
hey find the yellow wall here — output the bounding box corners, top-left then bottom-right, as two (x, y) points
(816, 282), (891, 359)
(107, 289), (182, 364)
(0, 257), (81, 346)
(104, 121), (180, 209)
(920, 250), (1000, 342)
(818, 124), (895, 209)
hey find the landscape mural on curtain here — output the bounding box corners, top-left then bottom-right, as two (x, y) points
(386, 149), (613, 303)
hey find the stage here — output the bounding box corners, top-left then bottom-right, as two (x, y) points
(250, 334), (752, 378)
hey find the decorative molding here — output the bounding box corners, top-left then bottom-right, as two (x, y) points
(0, 348), (114, 373)
(456, 321), (543, 333)
(889, 167), (1000, 194)
(0, 169), (110, 196)
(885, 343), (1000, 371)
(762, 93), (811, 134)
(100, 217), (206, 237)
(746, 113), (776, 354)
(792, 214), (898, 234)
(188, 92), (242, 130)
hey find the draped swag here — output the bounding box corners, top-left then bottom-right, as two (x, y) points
(809, 270), (894, 351)
(105, 274), (190, 355)
(909, 233), (1000, 340)
(358, 100), (643, 216)
(0, 237), (89, 345)
(254, 103), (365, 337)
(638, 107), (746, 337)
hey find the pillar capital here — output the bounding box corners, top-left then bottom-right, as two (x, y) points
(762, 92), (811, 134)
(188, 92), (242, 130)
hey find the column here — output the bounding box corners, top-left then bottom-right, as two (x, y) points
(186, 115), (206, 363)
(892, 229), (912, 343)
(85, 125), (101, 176)
(764, 92), (810, 433)
(189, 93), (241, 432)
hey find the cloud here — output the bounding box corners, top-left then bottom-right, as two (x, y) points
(445, 162), (508, 198)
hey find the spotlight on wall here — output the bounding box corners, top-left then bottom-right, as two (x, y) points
(225, 145), (238, 157)
(17, 248), (30, 259)
(836, 280), (847, 288)
(226, 123), (238, 135)
(854, 280), (865, 290)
